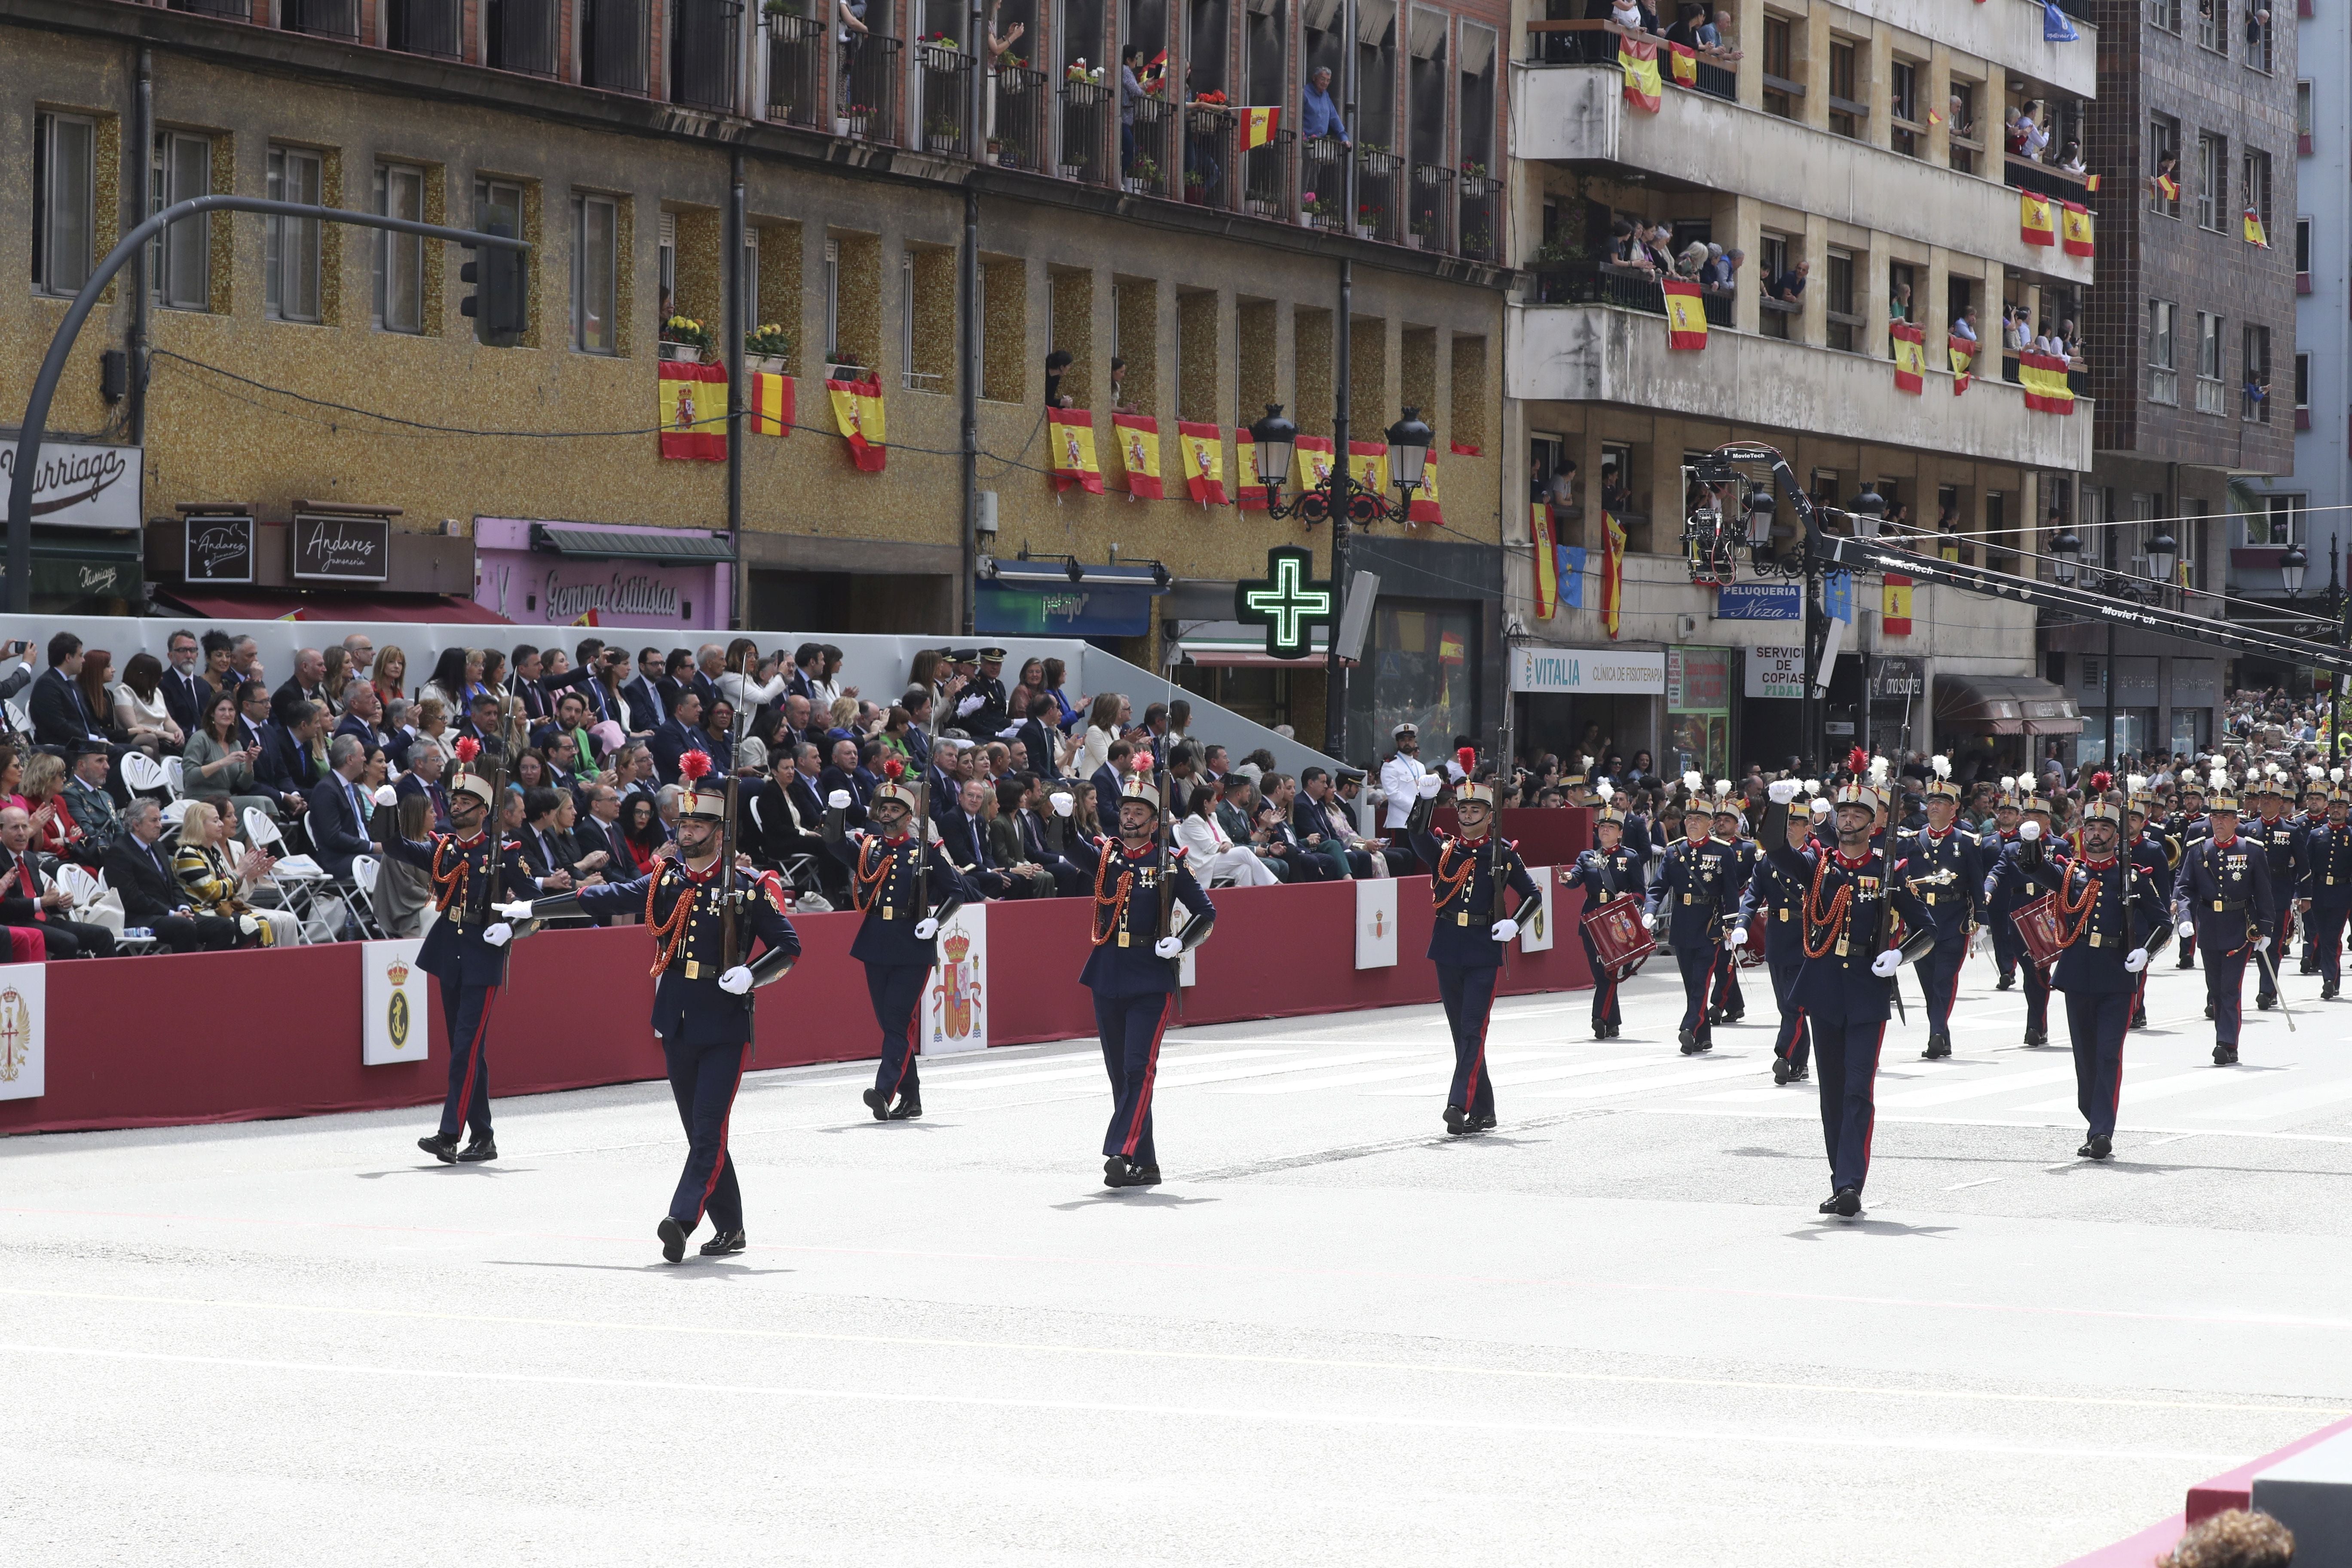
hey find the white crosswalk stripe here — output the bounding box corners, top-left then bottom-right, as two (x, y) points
(1876, 1065), (2080, 1109)
(1525, 1060), (1761, 1101)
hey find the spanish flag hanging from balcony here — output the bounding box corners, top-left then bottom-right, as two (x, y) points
(1111, 413), (1162, 498)
(1949, 336), (1974, 395)
(1661, 279), (1708, 350)
(1236, 430), (1268, 509)
(1408, 450), (1444, 524)
(1883, 574), (1914, 637)
(1048, 407), (1103, 495)
(826, 374), (887, 470)
(1667, 41), (1698, 87)
(1601, 511), (1627, 639)
(1890, 322), (1926, 393)
(2244, 206), (2270, 247)
(2155, 172), (2179, 202)
(658, 361), (728, 462)
(1347, 440), (1388, 498)
(2084, 173), (2101, 192)
(1243, 107), (1279, 149)
(1176, 422), (1227, 505)
(749, 371), (794, 437)
(2020, 191), (2056, 246)
(1619, 37), (1663, 113)
(1531, 502), (1558, 620)
(2060, 201), (2095, 257)
(1293, 434), (1337, 494)
(2019, 351), (2076, 414)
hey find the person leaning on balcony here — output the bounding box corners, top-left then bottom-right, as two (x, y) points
(1703, 247), (1742, 295)
(1767, 258), (1807, 303)
(1952, 306), (1979, 343)
(1301, 66), (1348, 145)
(1704, 9), (1740, 60)
(1045, 348), (1075, 409)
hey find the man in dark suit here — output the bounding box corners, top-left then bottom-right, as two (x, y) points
(1013, 774), (1087, 895)
(0, 803), (114, 957)
(1292, 766), (1375, 878)
(334, 681), (395, 761)
(396, 737), (454, 833)
(255, 698), (327, 815)
(818, 736), (873, 829)
(104, 797), (239, 952)
(938, 776), (1012, 898)
(787, 643), (825, 704)
(304, 734), (376, 879)
(1092, 740), (1135, 828)
(31, 631), (110, 750)
(620, 647), (668, 734)
(650, 691), (712, 784)
(517, 786), (592, 884)
(684, 645), (723, 720)
(1260, 772), (1338, 881)
(161, 628), (213, 740)
(572, 782), (628, 871)
(511, 645), (553, 723)
(272, 647), (328, 725)
(897, 689), (935, 770)
(1011, 694), (1061, 782)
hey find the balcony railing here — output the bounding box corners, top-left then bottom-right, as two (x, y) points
(168, 0), (252, 18)
(842, 32), (903, 142)
(671, 0), (741, 109)
(2003, 153), (2094, 203)
(1407, 162), (1453, 252)
(1127, 95), (1176, 196)
(1302, 134), (1348, 232)
(583, 0), (650, 92)
(1525, 17), (1621, 64)
(1530, 261), (1736, 325)
(913, 44), (973, 153)
(1058, 77), (1112, 184)
(1458, 170), (1498, 261)
(764, 11), (824, 127)
(988, 64), (1048, 172)
(487, 0), (560, 74)
(1242, 124), (1294, 222)
(385, 0), (462, 55)
(1180, 104), (1236, 210)
(1354, 147), (1403, 243)
(282, 0), (358, 37)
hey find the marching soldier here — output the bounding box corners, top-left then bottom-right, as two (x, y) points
(2046, 790), (2171, 1160)
(2300, 769), (2332, 974)
(1896, 756), (1984, 1060)
(382, 737), (552, 1165)
(824, 758), (974, 1120)
(1408, 750), (1540, 1132)
(1742, 780), (1819, 1085)
(2302, 779), (2352, 999)
(1984, 786), (2065, 1047)
(1562, 781), (1648, 1039)
(2173, 772), (2276, 1066)
(1645, 777), (1740, 1056)
(1063, 760), (1216, 1186)
(2169, 778), (2208, 969)
(2123, 781), (2181, 1029)
(2248, 775), (2308, 1011)
(1706, 789), (1754, 1028)
(1984, 779), (2023, 994)
(1762, 773), (1938, 1217)
(509, 751), (801, 1260)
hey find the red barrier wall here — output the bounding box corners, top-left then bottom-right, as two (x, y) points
(4, 873), (1591, 1137)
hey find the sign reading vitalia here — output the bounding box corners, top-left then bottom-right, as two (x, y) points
(184, 514), (256, 584)
(0, 438), (142, 529)
(1507, 647), (1667, 694)
(922, 902), (988, 1056)
(292, 513), (390, 582)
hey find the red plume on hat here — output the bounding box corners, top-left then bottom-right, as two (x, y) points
(1130, 750), (1150, 773)
(679, 750), (713, 783)
(883, 757), (905, 780)
(1457, 746), (1477, 774)
(2091, 769), (2113, 793)
(452, 736), (480, 765)
(1846, 746), (1868, 776)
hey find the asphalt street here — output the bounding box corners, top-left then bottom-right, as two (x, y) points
(4, 947), (2349, 1566)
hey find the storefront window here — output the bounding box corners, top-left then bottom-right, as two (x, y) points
(1666, 646), (1735, 777)
(2171, 708), (2208, 756)
(1371, 600), (1476, 746)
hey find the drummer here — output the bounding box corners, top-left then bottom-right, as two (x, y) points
(1565, 782), (1651, 1039)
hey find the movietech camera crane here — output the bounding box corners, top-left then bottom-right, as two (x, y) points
(1687, 442), (2352, 775)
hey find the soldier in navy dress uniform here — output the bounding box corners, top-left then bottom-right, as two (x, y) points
(823, 758), (974, 1120)
(2300, 779), (2352, 999)
(1763, 772), (1938, 1217)
(1740, 780), (1821, 1085)
(1982, 781), (2023, 989)
(1983, 785), (2065, 1047)
(1407, 750), (1540, 1132)
(2171, 773), (2277, 1066)
(1644, 776), (1740, 1056)
(381, 737), (553, 1165)
(2046, 789), (2172, 1160)
(2168, 779), (2208, 969)
(1706, 790), (1755, 1028)
(1061, 763), (1215, 1187)
(510, 751), (801, 1260)
(1562, 781), (1648, 1039)
(2248, 776), (2308, 1011)
(1894, 756), (1984, 1061)
(2122, 781), (2181, 1029)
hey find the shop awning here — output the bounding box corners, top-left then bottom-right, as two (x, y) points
(153, 587), (512, 625)
(530, 525), (734, 562)
(1936, 673), (2083, 735)
(1166, 619), (1330, 668)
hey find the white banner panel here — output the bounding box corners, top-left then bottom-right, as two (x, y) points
(1746, 643), (1804, 699)
(361, 938), (430, 1066)
(1519, 867), (1555, 953)
(1355, 877), (1399, 968)
(922, 902), (988, 1056)
(0, 963), (44, 1100)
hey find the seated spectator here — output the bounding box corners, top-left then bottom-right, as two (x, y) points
(1272, 770), (1350, 880)
(569, 781), (628, 871)
(254, 698), (325, 816)
(1092, 739), (1137, 826)
(21, 752), (85, 863)
(305, 734), (376, 880)
(1177, 785), (1279, 887)
(650, 690), (713, 784)
(818, 735), (874, 827)
(514, 749), (548, 793)
(938, 776), (1012, 898)
(616, 794), (670, 876)
(0, 804), (113, 957)
(61, 744), (119, 861)
(172, 799), (301, 946)
(104, 798), (238, 952)
(1334, 769), (1415, 874)
(114, 651), (183, 755)
(182, 690), (277, 822)
(1007, 773), (1086, 895)
(519, 785), (596, 888)
(987, 777), (1059, 898)
(701, 697), (741, 775)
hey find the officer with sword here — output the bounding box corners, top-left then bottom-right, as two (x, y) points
(2172, 768), (2278, 1066)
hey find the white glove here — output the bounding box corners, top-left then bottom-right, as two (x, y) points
(718, 965), (754, 994)
(827, 789), (851, 809)
(913, 917), (939, 940)
(2174, 917), (2195, 940)
(1870, 949), (1901, 978)
(1724, 924), (1748, 948)
(1490, 917), (1519, 943)
(2257, 935), (2271, 952)
(1153, 935), (1183, 959)
(1369, 787), (1388, 804)
(1417, 773), (1442, 799)
(1642, 912), (1657, 932)
(1767, 779), (1798, 805)
(956, 693), (986, 717)
(494, 899), (534, 920)
(2019, 820), (2043, 842)
(373, 784), (398, 807)
(2125, 947), (2149, 973)
(483, 922), (513, 947)
(1050, 792), (1075, 818)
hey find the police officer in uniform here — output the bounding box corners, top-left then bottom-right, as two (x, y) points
(1895, 756), (1984, 1060)
(2248, 776), (2307, 1011)
(824, 758), (973, 1120)
(1763, 774), (1938, 1217)
(511, 751), (802, 1260)
(1563, 781), (1648, 1039)
(2172, 773), (2276, 1066)
(1063, 763), (1216, 1186)
(1984, 786), (2065, 1047)
(1745, 779), (1820, 1085)
(382, 737), (551, 1164)
(1706, 790), (1755, 1028)
(1407, 750), (1540, 1132)
(1645, 777), (1741, 1055)
(2046, 790), (2171, 1161)
(2301, 779), (2352, 999)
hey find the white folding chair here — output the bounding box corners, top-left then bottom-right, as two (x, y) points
(347, 854), (387, 939)
(54, 864), (156, 953)
(3, 699), (26, 736)
(161, 756), (186, 800)
(120, 751), (168, 796)
(243, 808), (322, 939)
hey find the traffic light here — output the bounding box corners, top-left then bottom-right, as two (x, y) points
(460, 219), (526, 347)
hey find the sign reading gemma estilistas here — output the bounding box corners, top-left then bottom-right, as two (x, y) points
(184, 514), (255, 584)
(292, 513), (389, 582)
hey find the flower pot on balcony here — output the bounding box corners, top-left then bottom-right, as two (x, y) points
(660, 341), (704, 363)
(1058, 162), (1084, 180)
(1404, 233), (1423, 250)
(930, 135), (956, 153)
(748, 354), (788, 376)
(1123, 177), (1146, 194)
(1299, 212), (1317, 227)
(1184, 186), (1207, 205)
(1247, 199), (1277, 218)
(1354, 224), (1375, 239)
(834, 116), (851, 135)
(984, 149), (1001, 164)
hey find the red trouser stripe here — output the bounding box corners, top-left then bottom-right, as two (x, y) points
(1465, 995), (1494, 1111)
(695, 1042), (753, 1225)
(1121, 994), (1176, 1157)
(454, 986), (498, 1131)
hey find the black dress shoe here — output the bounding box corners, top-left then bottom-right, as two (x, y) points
(1102, 1157), (1131, 1188)
(2213, 1043), (2238, 1066)
(1922, 1035), (1951, 1060)
(888, 1096), (923, 1120)
(1831, 1187), (1862, 1218)
(2131, 1008), (2148, 1030)
(700, 1229), (747, 1256)
(1127, 1164), (1163, 1187)
(2177, 953), (2196, 969)
(2089, 1135), (2112, 1160)
(1772, 1058), (1795, 1085)
(1473, 1111), (1498, 1131)
(658, 1216), (689, 1263)
(1724, 1009), (1745, 1024)
(862, 1087), (890, 1121)
(1818, 1194), (1841, 1214)
(1706, 1009), (1725, 1028)
(1677, 1028), (1697, 1054)
(418, 1133), (459, 1164)
(2076, 1139), (2096, 1158)
(2326, 982), (2341, 1000)
(2023, 1026), (2048, 1047)
(1996, 973), (2016, 992)
(1442, 1104), (1470, 1136)
(2205, 1003), (2215, 1019)
(456, 1136), (497, 1163)
(2259, 995), (2276, 1011)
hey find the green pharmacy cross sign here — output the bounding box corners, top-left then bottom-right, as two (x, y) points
(1235, 545), (1335, 660)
